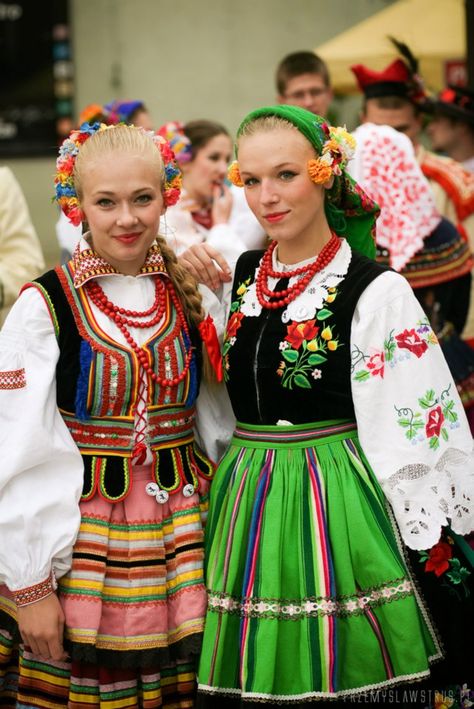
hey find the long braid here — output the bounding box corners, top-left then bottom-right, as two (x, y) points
(156, 235), (215, 382)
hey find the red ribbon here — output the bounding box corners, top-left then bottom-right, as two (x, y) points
(198, 315), (223, 382)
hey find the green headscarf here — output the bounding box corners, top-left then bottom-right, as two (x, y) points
(236, 105), (379, 260)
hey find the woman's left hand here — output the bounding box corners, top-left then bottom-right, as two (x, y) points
(178, 243), (232, 290)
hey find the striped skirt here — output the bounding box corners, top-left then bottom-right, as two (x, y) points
(197, 420), (442, 705)
(0, 466), (209, 708)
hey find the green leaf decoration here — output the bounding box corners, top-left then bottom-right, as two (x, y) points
(230, 301), (240, 312)
(282, 349), (299, 363)
(406, 429), (416, 441)
(441, 428), (449, 441)
(308, 353), (327, 365)
(413, 420), (424, 430)
(398, 418), (411, 428)
(316, 308), (332, 320)
(444, 408), (458, 423)
(429, 436), (439, 450)
(354, 370), (370, 381)
(294, 373), (312, 389)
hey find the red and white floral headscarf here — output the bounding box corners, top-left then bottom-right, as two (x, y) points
(348, 123), (441, 271)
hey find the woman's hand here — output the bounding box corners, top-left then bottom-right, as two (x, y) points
(178, 244), (232, 291)
(17, 593), (67, 661)
(211, 184), (233, 225)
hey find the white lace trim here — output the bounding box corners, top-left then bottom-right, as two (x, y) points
(240, 238), (352, 323)
(384, 445), (474, 549)
(208, 578), (413, 619)
(198, 668), (435, 702)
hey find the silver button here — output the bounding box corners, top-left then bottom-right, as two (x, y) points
(145, 482), (159, 496)
(182, 483), (195, 498)
(156, 489), (169, 504)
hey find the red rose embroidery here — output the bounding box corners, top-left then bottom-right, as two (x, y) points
(285, 320), (319, 350)
(226, 311), (244, 340)
(425, 541), (453, 577)
(367, 351), (385, 378)
(425, 406), (444, 438)
(395, 329), (428, 358)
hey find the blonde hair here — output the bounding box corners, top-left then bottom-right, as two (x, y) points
(73, 124), (165, 200)
(237, 114), (302, 149)
(73, 124), (214, 381)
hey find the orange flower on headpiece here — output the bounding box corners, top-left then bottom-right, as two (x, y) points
(228, 160), (244, 187)
(307, 159), (333, 184)
(308, 125), (356, 184)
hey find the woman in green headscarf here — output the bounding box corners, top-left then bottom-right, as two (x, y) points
(195, 106), (473, 705)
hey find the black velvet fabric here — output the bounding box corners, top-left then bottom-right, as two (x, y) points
(225, 249), (389, 425)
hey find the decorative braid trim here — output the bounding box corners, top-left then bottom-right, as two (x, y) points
(13, 574), (56, 607)
(0, 368), (26, 390)
(20, 282), (60, 338)
(208, 578), (413, 619)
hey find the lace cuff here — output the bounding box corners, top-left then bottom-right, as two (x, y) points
(383, 446), (474, 549)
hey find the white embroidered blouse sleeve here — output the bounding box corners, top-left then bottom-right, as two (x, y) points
(350, 271), (474, 550)
(0, 288), (84, 599)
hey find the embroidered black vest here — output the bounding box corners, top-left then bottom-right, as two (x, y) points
(224, 249), (390, 425)
(27, 265), (213, 502)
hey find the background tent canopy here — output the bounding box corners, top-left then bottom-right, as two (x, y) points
(315, 0), (466, 94)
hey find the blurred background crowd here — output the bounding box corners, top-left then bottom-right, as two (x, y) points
(1, 0), (473, 327)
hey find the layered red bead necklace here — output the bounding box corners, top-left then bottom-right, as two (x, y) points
(256, 233), (341, 309)
(86, 277), (193, 387)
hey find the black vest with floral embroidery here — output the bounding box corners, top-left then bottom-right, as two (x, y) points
(223, 249), (389, 425)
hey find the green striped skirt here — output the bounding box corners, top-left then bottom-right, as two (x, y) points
(197, 420), (441, 704)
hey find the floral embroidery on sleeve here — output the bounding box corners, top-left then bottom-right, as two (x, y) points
(352, 317), (438, 381)
(395, 383), (460, 450)
(277, 292), (340, 390)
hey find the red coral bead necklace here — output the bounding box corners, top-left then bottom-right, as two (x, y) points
(256, 233), (341, 309)
(86, 277), (193, 387)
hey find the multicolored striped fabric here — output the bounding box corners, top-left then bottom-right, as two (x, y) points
(198, 420), (441, 703)
(0, 650), (196, 708)
(0, 466), (209, 708)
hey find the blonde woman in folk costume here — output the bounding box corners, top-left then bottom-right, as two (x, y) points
(0, 122), (223, 708)
(194, 106), (474, 706)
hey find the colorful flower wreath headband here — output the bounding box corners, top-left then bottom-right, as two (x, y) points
(54, 122), (182, 226)
(157, 121), (193, 165)
(228, 122), (356, 188)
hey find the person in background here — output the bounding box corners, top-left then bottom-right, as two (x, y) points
(104, 99), (154, 130)
(348, 122), (474, 431)
(0, 166), (45, 326)
(275, 50), (333, 117)
(194, 105), (473, 706)
(351, 42), (474, 339)
(158, 119), (265, 269)
(0, 122), (221, 708)
(425, 85), (474, 173)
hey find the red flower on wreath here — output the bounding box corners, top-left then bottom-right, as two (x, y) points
(425, 540), (453, 577)
(425, 406), (444, 438)
(285, 320), (319, 350)
(395, 328), (428, 358)
(367, 351), (385, 378)
(226, 311), (244, 340)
